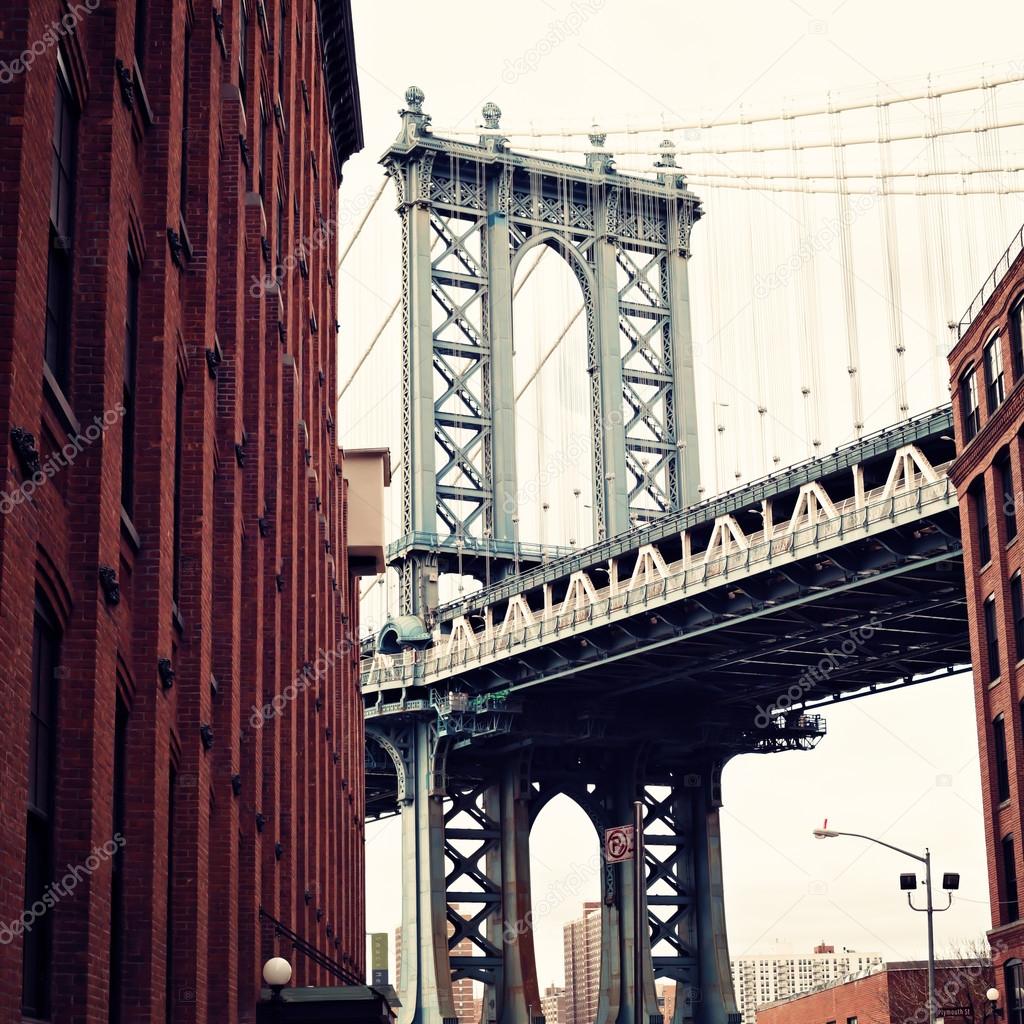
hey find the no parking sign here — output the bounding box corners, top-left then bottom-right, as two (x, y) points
(604, 824), (635, 864)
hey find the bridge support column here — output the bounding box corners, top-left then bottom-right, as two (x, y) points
(383, 721), (456, 1024)
(644, 769), (738, 1024)
(595, 768), (660, 1024)
(481, 760), (542, 1024)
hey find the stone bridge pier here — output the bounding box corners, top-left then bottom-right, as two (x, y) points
(366, 717), (741, 1024)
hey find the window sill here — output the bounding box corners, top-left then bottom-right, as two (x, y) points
(42, 363), (80, 436)
(120, 506), (140, 552)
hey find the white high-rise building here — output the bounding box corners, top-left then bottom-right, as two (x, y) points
(730, 943), (883, 1024)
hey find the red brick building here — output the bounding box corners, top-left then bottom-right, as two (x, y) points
(949, 225), (1024, 1020)
(757, 961), (996, 1024)
(0, 0), (370, 1020)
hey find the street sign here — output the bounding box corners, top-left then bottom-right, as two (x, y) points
(935, 1009), (972, 1019)
(604, 824), (635, 864)
(370, 932), (388, 986)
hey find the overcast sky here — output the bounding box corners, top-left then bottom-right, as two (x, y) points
(341, 0), (1024, 990)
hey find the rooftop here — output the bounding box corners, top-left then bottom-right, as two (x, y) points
(955, 221), (1024, 340)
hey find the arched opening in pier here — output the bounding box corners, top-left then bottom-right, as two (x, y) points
(512, 241), (596, 552)
(529, 793), (602, 1022)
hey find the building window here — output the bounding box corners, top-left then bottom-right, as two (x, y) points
(985, 334), (1006, 412)
(961, 366), (981, 441)
(109, 695), (129, 1024)
(45, 56), (78, 393)
(1004, 834), (1020, 923)
(1011, 297), (1024, 381)
(1014, 573), (1024, 663)
(172, 374), (184, 605)
(974, 477), (992, 566)
(276, 191), (284, 270)
(1008, 960), (1024, 1024)
(165, 765), (176, 1024)
(277, 0), (286, 103)
(238, 0), (249, 109)
(995, 714), (1011, 802)
(22, 593), (62, 1019)
(121, 251), (140, 516)
(134, 0), (148, 73)
(985, 594), (1000, 681)
(258, 100), (268, 198)
(998, 450), (1019, 543)
(180, 23), (191, 218)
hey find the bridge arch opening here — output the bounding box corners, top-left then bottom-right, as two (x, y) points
(512, 239), (596, 551)
(529, 791), (602, 1022)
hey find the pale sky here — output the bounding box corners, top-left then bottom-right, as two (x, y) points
(340, 0), (1024, 989)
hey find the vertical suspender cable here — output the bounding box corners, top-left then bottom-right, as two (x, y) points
(830, 100), (864, 436)
(877, 101), (910, 420)
(927, 83), (956, 400)
(790, 118), (824, 459)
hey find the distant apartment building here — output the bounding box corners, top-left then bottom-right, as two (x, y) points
(564, 901), (603, 1024)
(757, 959), (997, 1024)
(657, 981), (676, 1023)
(541, 983), (567, 1024)
(730, 943), (883, 1024)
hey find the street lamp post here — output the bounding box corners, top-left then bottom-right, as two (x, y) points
(813, 828), (957, 1024)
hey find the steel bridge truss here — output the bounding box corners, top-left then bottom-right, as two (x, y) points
(382, 90), (702, 614)
(365, 715), (742, 1024)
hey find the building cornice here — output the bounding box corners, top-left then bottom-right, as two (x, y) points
(949, 377), (1024, 488)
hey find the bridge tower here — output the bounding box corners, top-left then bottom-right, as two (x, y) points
(382, 88), (702, 615)
(369, 92), (739, 1024)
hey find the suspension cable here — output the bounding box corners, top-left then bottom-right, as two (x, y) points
(431, 65), (1024, 139)
(483, 115), (1024, 159)
(336, 177), (388, 272)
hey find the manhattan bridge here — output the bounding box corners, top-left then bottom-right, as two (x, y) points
(341, 69), (1024, 1024)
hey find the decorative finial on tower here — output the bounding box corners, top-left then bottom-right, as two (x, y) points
(404, 85), (425, 114)
(588, 126), (607, 149)
(656, 139), (677, 167)
(482, 102), (501, 130)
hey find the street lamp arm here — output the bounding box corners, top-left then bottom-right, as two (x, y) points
(827, 830), (926, 864)
(908, 891), (953, 913)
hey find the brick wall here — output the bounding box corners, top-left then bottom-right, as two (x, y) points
(0, 0), (364, 1020)
(949, 238), (1024, 999)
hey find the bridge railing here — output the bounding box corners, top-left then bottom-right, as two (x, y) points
(425, 404), (953, 627)
(956, 221), (1024, 340)
(362, 466), (955, 692)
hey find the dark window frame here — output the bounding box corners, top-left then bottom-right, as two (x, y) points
(45, 54), (78, 393)
(998, 450), (1018, 543)
(1011, 295), (1024, 382)
(109, 694), (129, 1024)
(995, 713), (1011, 802)
(134, 0), (148, 73)
(974, 477), (992, 567)
(985, 333), (1007, 413)
(1004, 833), (1020, 923)
(165, 764), (176, 1024)
(22, 593), (62, 1020)
(1014, 572), (1024, 663)
(1008, 959), (1024, 1024)
(180, 21), (191, 220)
(172, 372), (185, 606)
(121, 249), (140, 516)
(985, 593), (1000, 681)
(258, 98), (268, 198)
(238, 0), (250, 109)
(961, 365), (981, 441)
